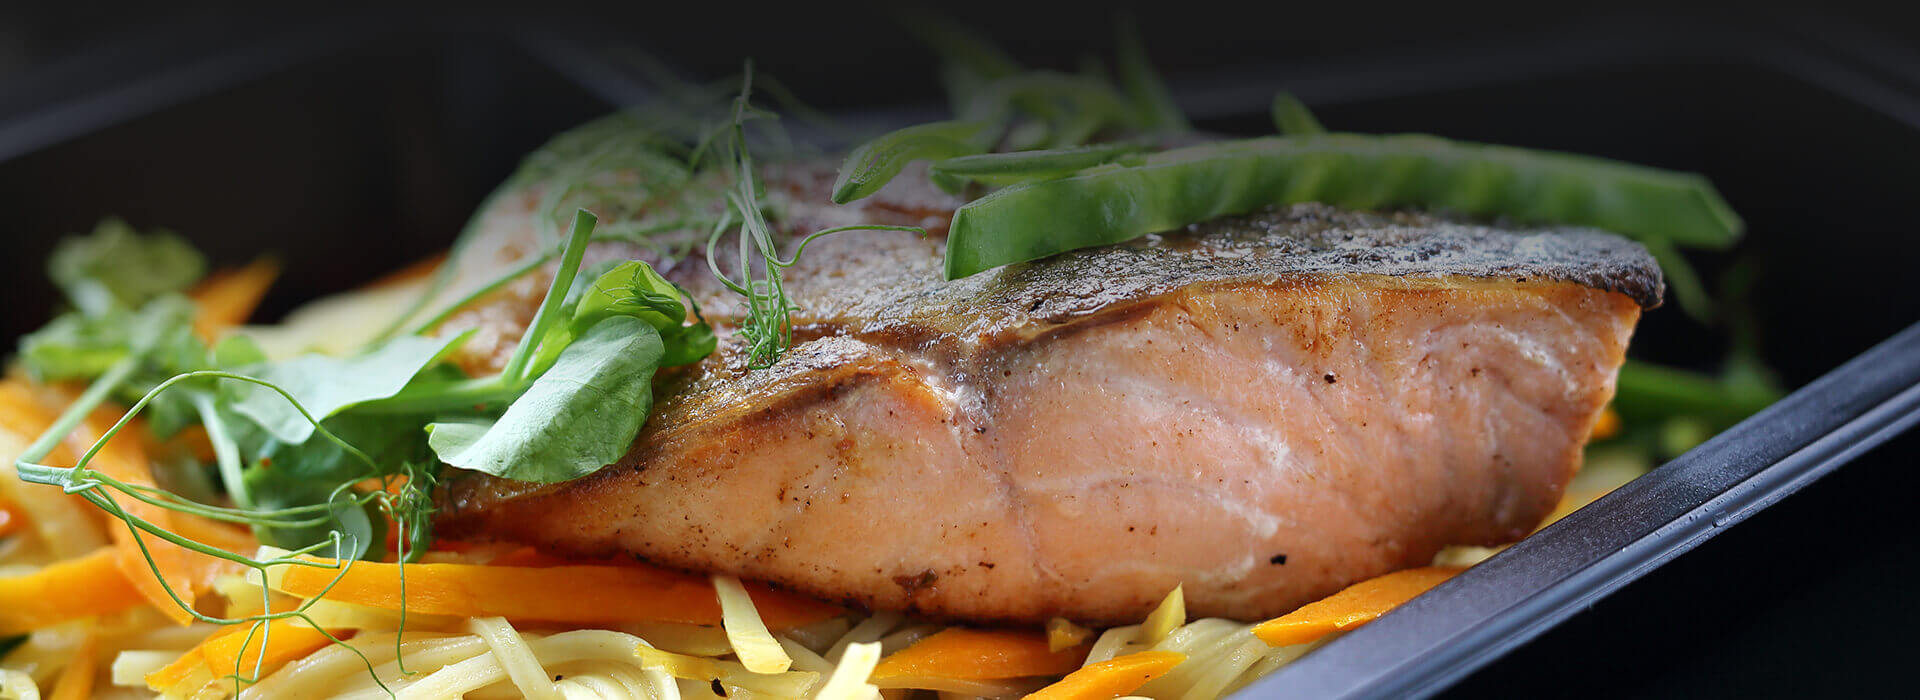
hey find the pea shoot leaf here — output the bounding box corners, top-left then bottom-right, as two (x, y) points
(427, 315), (662, 483)
(48, 218), (206, 315)
(230, 333), (471, 445)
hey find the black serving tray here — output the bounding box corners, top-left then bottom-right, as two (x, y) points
(2, 7), (1916, 698)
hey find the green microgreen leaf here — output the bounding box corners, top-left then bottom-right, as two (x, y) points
(427, 315), (663, 482)
(48, 217), (206, 315)
(1271, 92), (1327, 136)
(1116, 15), (1191, 135)
(229, 333), (472, 445)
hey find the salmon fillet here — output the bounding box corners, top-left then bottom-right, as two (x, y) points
(433, 167), (1660, 625)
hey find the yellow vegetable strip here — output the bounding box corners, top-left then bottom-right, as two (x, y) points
(632, 645), (821, 697)
(869, 628), (1088, 683)
(1252, 566), (1463, 647)
(1027, 650), (1187, 700)
(0, 548), (145, 636)
(1046, 618), (1093, 653)
(47, 621), (100, 700)
(1140, 585), (1185, 645)
(275, 556), (840, 629)
(713, 573), (792, 673)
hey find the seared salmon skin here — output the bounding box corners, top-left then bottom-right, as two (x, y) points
(433, 166), (1661, 625)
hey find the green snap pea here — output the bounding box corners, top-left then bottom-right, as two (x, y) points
(944, 133), (1743, 279)
(831, 120), (996, 204)
(959, 72), (1136, 146)
(929, 142), (1147, 187)
(1271, 92), (1326, 135)
(1116, 16), (1191, 134)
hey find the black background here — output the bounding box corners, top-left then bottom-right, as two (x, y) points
(2, 2), (1915, 697)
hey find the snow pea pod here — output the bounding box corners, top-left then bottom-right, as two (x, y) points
(944, 133), (1743, 279)
(831, 120), (996, 204)
(929, 142), (1147, 187)
(1271, 92), (1326, 135)
(1116, 16), (1190, 134)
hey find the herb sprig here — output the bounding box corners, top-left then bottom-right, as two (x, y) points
(11, 210), (714, 693)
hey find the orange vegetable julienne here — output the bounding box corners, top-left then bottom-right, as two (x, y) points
(1026, 650), (1188, 700)
(189, 257), (280, 340)
(48, 621), (100, 700)
(144, 648), (205, 693)
(870, 628), (1090, 682)
(0, 377), (251, 624)
(0, 499), (24, 538)
(0, 547), (145, 636)
(146, 619), (337, 692)
(0, 381), (110, 555)
(276, 557), (842, 630)
(1590, 406), (1623, 441)
(201, 619), (339, 680)
(57, 383), (248, 624)
(1252, 566), (1464, 647)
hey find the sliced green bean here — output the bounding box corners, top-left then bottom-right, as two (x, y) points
(945, 133), (1743, 279)
(1116, 15), (1191, 134)
(1641, 238), (1716, 322)
(958, 72), (1134, 144)
(1613, 359), (1780, 427)
(831, 120), (996, 204)
(929, 142), (1146, 187)
(1270, 92), (1326, 135)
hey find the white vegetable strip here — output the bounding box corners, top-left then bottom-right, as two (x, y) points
(711, 574), (792, 674)
(240, 633), (477, 700)
(811, 641), (880, 700)
(776, 636), (834, 674)
(469, 617), (560, 700)
(109, 650), (177, 687)
(1085, 624), (1144, 664)
(388, 630), (648, 700)
(632, 645), (818, 697)
(619, 622), (732, 657)
(0, 669), (41, 700)
(825, 612), (900, 664)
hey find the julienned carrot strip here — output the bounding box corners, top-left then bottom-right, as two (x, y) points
(199, 619), (338, 680)
(0, 547), (145, 636)
(48, 621), (100, 700)
(145, 648), (205, 693)
(1251, 566), (1463, 647)
(2, 377), (230, 624)
(52, 384), (248, 625)
(276, 557), (842, 630)
(0, 499), (23, 538)
(189, 257), (280, 340)
(0, 381), (110, 558)
(1026, 650), (1187, 700)
(869, 628), (1089, 682)
(146, 619), (338, 692)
